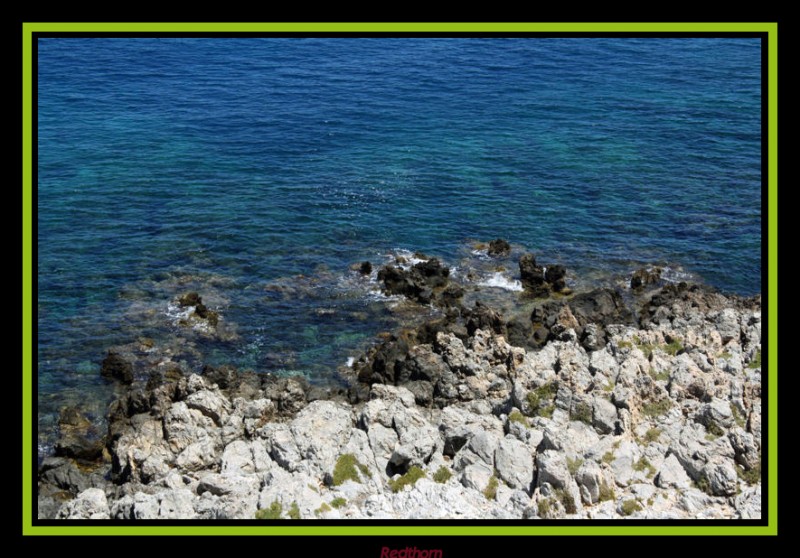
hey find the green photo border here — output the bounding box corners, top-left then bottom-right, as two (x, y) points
(22, 21), (778, 536)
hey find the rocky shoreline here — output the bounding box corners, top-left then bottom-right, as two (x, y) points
(38, 246), (762, 520)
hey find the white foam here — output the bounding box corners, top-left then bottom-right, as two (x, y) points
(365, 289), (404, 303)
(660, 266), (694, 284)
(165, 301), (193, 322)
(164, 301), (215, 333)
(477, 272), (524, 292)
(345, 357), (355, 368)
(391, 248), (428, 270)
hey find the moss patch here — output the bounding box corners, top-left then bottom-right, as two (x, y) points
(633, 457), (656, 478)
(601, 451), (615, 465)
(483, 475), (499, 500)
(747, 349), (761, 369)
(736, 455), (762, 485)
(433, 466), (453, 484)
(620, 499), (642, 516)
(255, 501), (283, 520)
(537, 498), (552, 517)
(526, 383), (557, 418)
(330, 497), (347, 509)
(642, 399), (672, 418)
(332, 454), (368, 486)
(287, 502), (301, 520)
(705, 421), (725, 439)
(553, 488), (577, 514)
(598, 480), (615, 502)
(661, 339), (684, 356)
(649, 367), (670, 382)
(508, 409), (529, 427)
(644, 427), (662, 443)
(633, 336), (654, 359)
(314, 503), (332, 516)
(567, 457), (584, 476)
(388, 466), (425, 493)
(570, 402), (593, 425)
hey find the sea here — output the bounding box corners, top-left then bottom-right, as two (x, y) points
(36, 38), (762, 456)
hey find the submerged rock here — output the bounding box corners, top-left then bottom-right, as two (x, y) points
(54, 406), (105, 461)
(100, 352), (134, 384)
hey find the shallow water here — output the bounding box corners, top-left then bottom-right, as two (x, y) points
(37, 38), (762, 453)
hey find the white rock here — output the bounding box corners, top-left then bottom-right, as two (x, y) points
(494, 436), (534, 491)
(56, 488), (110, 519)
(655, 454), (692, 490)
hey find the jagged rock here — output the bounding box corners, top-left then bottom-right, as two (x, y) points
(545, 265), (567, 292)
(630, 267), (662, 290)
(263, 376), (308, 416)
(464, 302), (506, 337)
(487, 238), (511, 257)
(655, 454), (692, 490)
(519, 253), (547, 296)
(575, 461), (605, 505)
(56, 488), (110, 519)
(702, 458), (739, 496)
(734, 485), (762, 519)
(592, 396), (618, 435)
(716, 308), (741, 344)
(178, 292), (202, 307)
(377, 258), (454, 306)
(494, 436), (534, 491)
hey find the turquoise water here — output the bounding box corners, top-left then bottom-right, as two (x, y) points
(37, 38), (761, 448)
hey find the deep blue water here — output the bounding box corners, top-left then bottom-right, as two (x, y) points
(37, 38), (761, 446)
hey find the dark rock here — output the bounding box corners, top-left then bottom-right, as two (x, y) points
(359, 261), (373, 275)
(262, 376), (308, 416)
(487, 238), (511, 257)
(464, 302), (506, 337)
(377, 258), (453, 306)
(39, 456), (109, 496)
(100, 352), (134, 384)
(519, 253), (548, 296)
(637, 282), (752, 327)
(545, 265), (567, 292)
(566, 288), (633, 327)
(398, 345), (447, 384)
(405, 380), (434, 407)
(54, 407), (105, 461)
(194, 302), (219, 326)
(413, 258), (450, 285)
(506, 316), (534, 349)
(178, 292), (202, 307)
(126, 388), (151, 415)
(347, 382), (371, 404)
(202, 364), (237, 390)
(631, 267), (662, 290)
(438, 283), (465, 308)
(530, 288), (633, 348)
